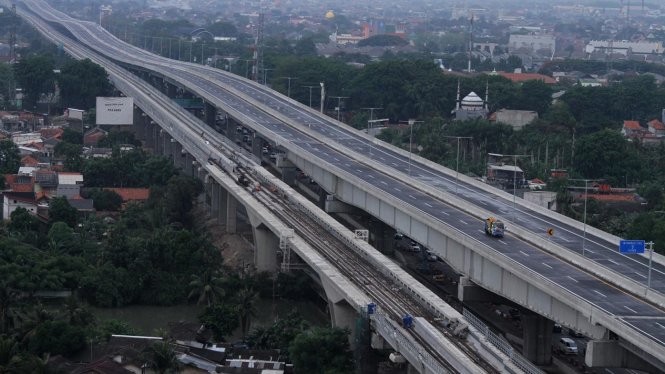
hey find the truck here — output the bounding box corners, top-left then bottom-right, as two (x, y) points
(484, 217), (505, 237)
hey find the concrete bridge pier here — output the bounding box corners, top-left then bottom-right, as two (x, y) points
(369, 218), (394, 256)
(586, 339), (662, 372)
(247, 211), (278, 274)
(183, 90), (194, 99)
(226, 118), (238, 142)
(166, 82), (177, 98)
(184, 151), (195, 176)
(137, 113), (147, 142)
(204, 102), (216, 128)
(163, 132), (172, 158)
(145, 120), (155, 150)
(172, 142), (182, 168)
(210, 180), (220, 222)
(322, 277), (358, 346)
(251, 136), (264, 158)
(522, 313), (554, 365)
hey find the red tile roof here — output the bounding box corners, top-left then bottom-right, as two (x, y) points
(21, 155), (39, 166)
(58, 172), (82, 175)
(36, 191), (51, 200)
(70, 195), (84, 200)
(623, 120), (642, 130)
(9, 183), (34, 192)
(103, 188), (150, 201)
(23, 142), (44, 150)
(39, 128), (63, 137)
(4, 174), (19, 184)
(3, 193), (38, 205)
(648, 119), (665, 130)
(497, 72), (557, 84)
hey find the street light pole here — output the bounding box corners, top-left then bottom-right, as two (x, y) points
(330, 96), (349, 143)
(263, 69), (274, 86)
(302, 86), (318, 108)
(444, 136), (473, 195)
(489, 153), (528, 222)
(363, 107), (382, 150)
(367, 118), (389, 159)
(280, 77), (299, 98)
(399, 120), (424, 176)
(570, 178), (602, 256)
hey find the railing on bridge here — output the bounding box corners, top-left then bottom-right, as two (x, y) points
(463, 309), (543, 374)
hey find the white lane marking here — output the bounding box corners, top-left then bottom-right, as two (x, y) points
(567, 276), (578, 283)
(594, 290), (607, 298)
(425, 203), (432, 207)
(537, 227), (545, 230)
(586, 249), (594, 253)
(635, 272), (646, 278)
(392, 163), (398, 166)
(460, 220), (468, 225)
(409, 195), (416, 199)
(334, 158), (340, 161)
(441, 211), (450, 216)
(542, 263), (553, 269)
(608, 259), (619, 265)
(656, 322), (665, 328)
(498, 240), (507, 245)
(345, 163), (351, 167)
(605, 369), (616, 374)
(380, 181), (387, 185)
(559, 237), (570, 242)
(479, 201), (487, 205)
(624, 306), (638, 314)
(479, 230), (485, 234)
(380, 157), (385, 160)
(519, 251), (529, 256)
(357, 169), (363, 172)
(395, 188), (401, 192)
(368, 175), (374, 179)
(518, 218), (528, 222)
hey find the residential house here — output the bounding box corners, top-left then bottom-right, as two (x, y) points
(35, 171), (59, 195)
(11, 133), (42, 146)
(496, 72), (557, 84)
(103, 188), (150, 205)
(67, 197), (95, 219)
(58, 172), (84, 186)
(621, 120), (643, 137)
(2, 192), (38, 219)
(85, 147), (113, 158)
(647, 119), (665, 137)
(20, 155), (39, 167)
(83, 127), (108, 147)
(168, 322), (213, 348)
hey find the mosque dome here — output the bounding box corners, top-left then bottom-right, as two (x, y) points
(325, 10), (335, 19)
(460, 92), (484, 110)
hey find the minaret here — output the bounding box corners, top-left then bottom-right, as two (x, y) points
(456, 79), (461, 110)
(484, 81), (489, 110)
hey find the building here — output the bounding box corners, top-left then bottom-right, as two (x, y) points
(585, 40), (662, 55)
(2, 192), (39, 219)
(362, 18), (405, 39)
(621, 120), (643, 137)
(496, 72), (557, 84)
(523, 191), (557, 211)
(452, 82), (489, 121)
(508, 35), (557, 53)
(647, 119), (665, 137)
(489, 109), (538, 130)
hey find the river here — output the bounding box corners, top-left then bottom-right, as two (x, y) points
(91, 298), (328, 342)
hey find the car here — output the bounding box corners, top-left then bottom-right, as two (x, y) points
(425, 250), (437, 262)
(411, 243), (422, 253)
(508, 308), (521, 322)
(553, 323), (562, 333)
(236, 126), (242, 132)
(242, 129), (249, 135)
(569, 329), (584, 338)
(262, 148), (269, 154)
(270, 152), (277, 159)
(394, 231), (404, 240)
(299, 172), (308, 178)
(558, 338), (578, 355)
(243, 135), (249, 142)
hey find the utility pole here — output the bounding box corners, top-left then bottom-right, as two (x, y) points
(301, 85), (318, 108)
(330, 96), (349, 142)
(444, 136), (473, 195)
(570, 178), (603, 256)
(280, 77), (298, 98)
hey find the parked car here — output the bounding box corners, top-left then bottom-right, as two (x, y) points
(425, 250), (437, 262)
(558, 338), (578, 355)
(553, 323), (562, 333)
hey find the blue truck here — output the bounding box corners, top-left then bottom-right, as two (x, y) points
(485, 217), (505, 237)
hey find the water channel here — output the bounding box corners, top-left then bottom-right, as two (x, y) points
(91, 298), (328, 342)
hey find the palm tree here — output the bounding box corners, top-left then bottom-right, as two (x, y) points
(187, 270), (225, 307)
(27, 353), (54, 374)
(147, 342), (183, 374)
(0, 282), (18, 334)
(15, 303), (54, 344)
(59, 294), (95, 327)
(236, 288), (259, 342)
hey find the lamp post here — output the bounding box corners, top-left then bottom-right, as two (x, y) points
(330, 96), (349, 143)
(263, 68), (274, 86)
(570, 178), (602, 256)
(489, 153), (528, 222)
(444, 136), (473, 196)
(239, 59), (252, 79)
(367, 118), (389, 159)
(400, 120), (424, 176)
(280, 77), (299, 98)
(301, 85), (318, 108)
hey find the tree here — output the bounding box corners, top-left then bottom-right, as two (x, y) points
(60, 128), (83, 145)
(289, 327), (353, 374)
(197, 304), (240, 342)
(15, 55), (55, 108)
(48, 197), (79, 228)
(188, 270), (225, 306)
(294, 37), (317, 57)
(58, 59), (111, 109)
(0, 336), (21, 374)
(93, 319), (141, 343)
(97, 130), (138, 148)
(15, 303), (55, 344)
(0, 141), (20, 174)
(247, 308), (309, 361)
(574, 130), (642, 185)
(517, 79), (553, 115)
(54, 142), (83, 172)
(28, 321), (86, 357)
(358, 35), (407, 47)
(236, 288), (259, 342)
(8, 207), (38, 233)
(87, 189), (123, 211)
(0, 282), (18, 334)
(207, 21), (238, 37)
(59, 294), (95, 327)
(147, 342), (183, 374)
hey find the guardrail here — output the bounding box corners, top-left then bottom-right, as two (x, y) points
(463, 309), (543, 374)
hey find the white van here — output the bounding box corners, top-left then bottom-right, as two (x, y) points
(558, 338), (578, 355)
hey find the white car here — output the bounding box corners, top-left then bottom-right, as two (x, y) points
(411, 243), (421, 253)
(558, 338), (578, 355)
(270, 152), (277, 159)
(262, 148), (269, 154)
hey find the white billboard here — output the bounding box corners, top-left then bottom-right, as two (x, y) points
(96, 97), (134, 125)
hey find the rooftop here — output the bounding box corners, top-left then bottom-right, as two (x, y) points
(623, 120), (642, 130)
(497, 72), (557, 84)
(103, 188), (150, 201)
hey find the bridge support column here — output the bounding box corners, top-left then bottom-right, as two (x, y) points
(185, 152), (195, 176)
(210, 182), (220, 222)
(522, 313), (553, 365)
(586, 340), (662, 372)
(173, 142), (182, 168)
(166, 82), (177, 98)
(322, 277), (357, 347)
(225, 193), (237, 234)
(369, 219), (393, 256)
(226, 118), (237, 142)
(137, 113), (147, 142)
(252, 136), (264, 158)
(247, 211), (278, 274)
(183, 90), (194, 99)
(162, 132), (171, 157)
(204, 102), (216, 128)
(153, 76), (164, 92)
(145, 120), (155, 150)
